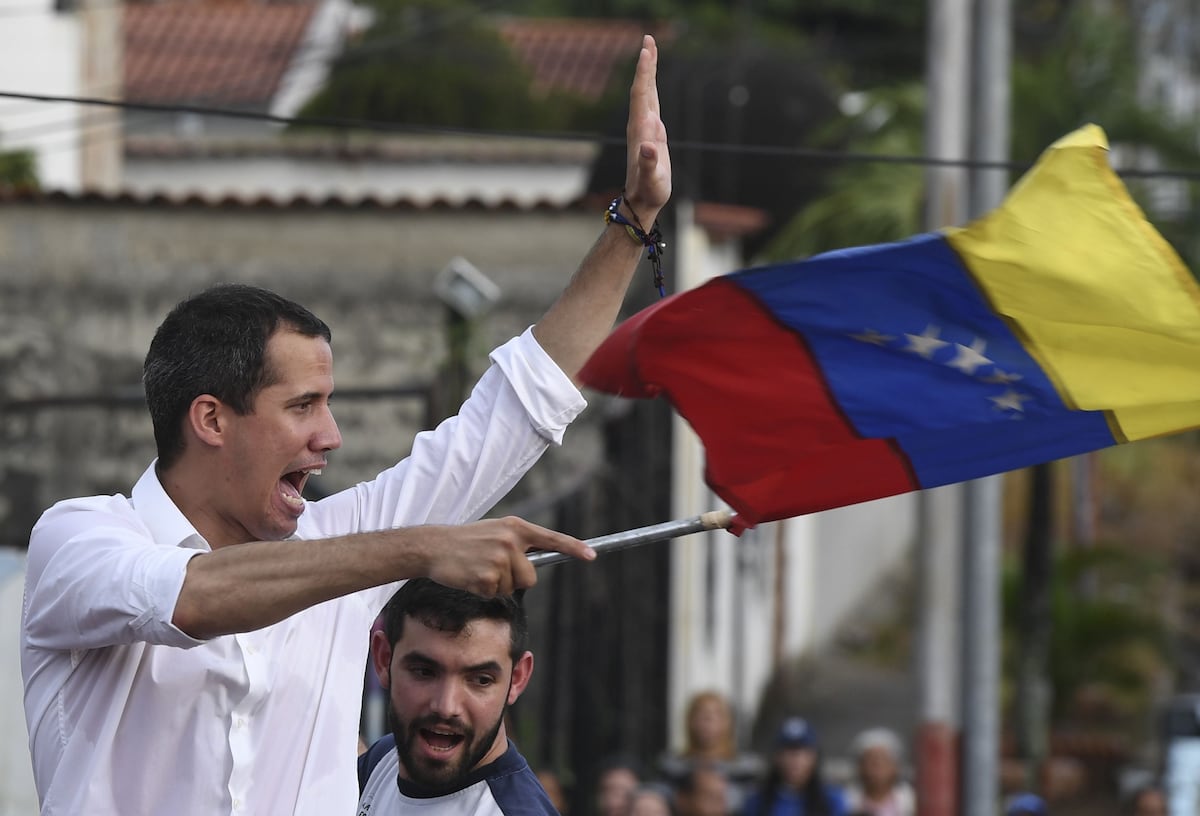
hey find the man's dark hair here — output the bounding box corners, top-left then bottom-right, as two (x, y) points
(143, 283), (331, 469)
(381, 578), (528, 662)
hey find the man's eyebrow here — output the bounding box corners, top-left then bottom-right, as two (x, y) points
(463, 660), (503, 675)
(285, 390), (327, 405)
(398, 651), (503, 675)
(399, 650), (440, 667)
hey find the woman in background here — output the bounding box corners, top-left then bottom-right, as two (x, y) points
(742, 717), (845, 816)
(842, 728), (915, 816)
(660, 691), (765, 813)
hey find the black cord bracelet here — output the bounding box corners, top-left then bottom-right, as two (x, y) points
(605, 194), (667, 297)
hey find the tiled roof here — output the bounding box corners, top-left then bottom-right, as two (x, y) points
(0, 189), (768, 239)
(0, 186), (591, 211)
(124, 0), (317, 107)
(694, 201), (772, 242)
(123, 8), (670, 110)
(495, 18), (675, 101)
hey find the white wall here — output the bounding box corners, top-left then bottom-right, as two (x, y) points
(807, 494), (916, 649)
(0, 0), (83, 192)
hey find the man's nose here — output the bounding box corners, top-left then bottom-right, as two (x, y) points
(429, 680), (465, 719)
(313, 406), (342, 452)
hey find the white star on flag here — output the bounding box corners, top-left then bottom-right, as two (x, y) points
(980, 369), (1023, 385)
(903, 325), (949, 359)
(947, 338), (993, 375)
(989, 389), (1031, 412)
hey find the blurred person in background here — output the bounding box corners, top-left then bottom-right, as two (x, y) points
(661, 691), (764, 812)
(596, 755), (644, 816)
(742, 717), (846, 816)
(1126, 782), (1167, 816)
(1005, 793), (1048, 816)
(842, 728), (914, 816)
(676, 765), (732, 816)
(626, 783), (676, 816)
(537, 769), (570, 815)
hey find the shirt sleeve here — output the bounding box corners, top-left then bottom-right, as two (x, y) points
(303, 327), (586, 537)
(24, 499), (206, 651)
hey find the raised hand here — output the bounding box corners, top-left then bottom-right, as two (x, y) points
(623, 35), (672, 227)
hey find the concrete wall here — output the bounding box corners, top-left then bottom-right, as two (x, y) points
(0, 197), (620, 549)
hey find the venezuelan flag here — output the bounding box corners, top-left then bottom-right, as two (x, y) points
(580, 126), (1200, 530)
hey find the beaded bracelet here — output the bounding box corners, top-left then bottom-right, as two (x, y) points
(605, 194), (667, 297)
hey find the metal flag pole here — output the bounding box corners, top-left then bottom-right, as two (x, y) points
(527, 509), (733, 568)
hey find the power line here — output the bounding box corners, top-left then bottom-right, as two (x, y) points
(6, 87), (1200, 181)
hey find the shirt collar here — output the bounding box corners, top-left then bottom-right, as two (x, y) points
(131, 461), (211, 552)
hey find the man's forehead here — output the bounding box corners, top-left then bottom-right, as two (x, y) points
(398, 617), (513, 662)
(259, 331), (335, 389)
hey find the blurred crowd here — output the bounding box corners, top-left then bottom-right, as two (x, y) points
(530, 688), (1181, 816)
(536, 690), (917, 816)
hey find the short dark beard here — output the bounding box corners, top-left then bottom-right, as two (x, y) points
(390, 703), (508, 794)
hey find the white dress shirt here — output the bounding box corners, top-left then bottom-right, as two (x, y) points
(21, 329), (585, 816)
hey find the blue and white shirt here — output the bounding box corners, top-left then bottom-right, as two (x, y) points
(357, 736), (559, 816)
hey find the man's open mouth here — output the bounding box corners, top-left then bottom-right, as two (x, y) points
(279, 467), (322, 508)
(420, 728), (465, 753)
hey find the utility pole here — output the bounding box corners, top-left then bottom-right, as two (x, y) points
(918, 0), (971, 814)
(960, 0), (1010, 812)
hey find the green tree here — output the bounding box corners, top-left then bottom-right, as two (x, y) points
(0, 150), (37, 189)
(758, 83), (925, 261)
(762, 2), (1200, 266)
(506, 0), (927, 83)
(1011, 2), (1200, 270)
(298, 0), (599, 132)
(1001, 540), (1172, 728)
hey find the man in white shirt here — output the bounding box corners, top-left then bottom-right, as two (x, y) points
(356, 579), (555, 816)
(20, 34), (670, 816)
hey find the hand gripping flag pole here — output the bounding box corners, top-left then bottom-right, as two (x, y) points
(527, 509), (733, 568)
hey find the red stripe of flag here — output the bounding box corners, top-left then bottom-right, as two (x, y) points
(580, 279), (917, 530)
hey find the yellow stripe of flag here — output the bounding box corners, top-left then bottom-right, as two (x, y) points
(945, 124), (1200, 442)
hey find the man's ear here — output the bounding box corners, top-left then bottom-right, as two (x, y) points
(507, 651), (534, 705)
(187, 395), (227, 449)
(370, 629), (393, 690)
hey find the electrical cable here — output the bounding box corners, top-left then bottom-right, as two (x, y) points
(7, 88), (1200, 180)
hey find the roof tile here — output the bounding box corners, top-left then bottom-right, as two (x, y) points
(496, 18), (675, 101)
(124, 0), (317, 107)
